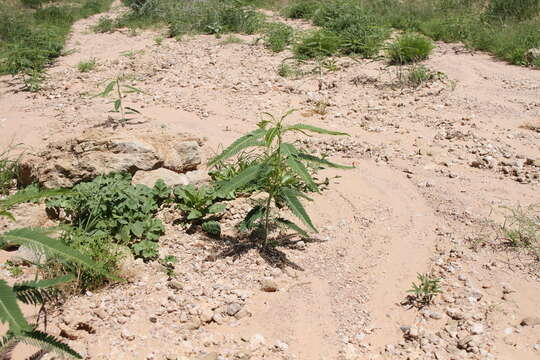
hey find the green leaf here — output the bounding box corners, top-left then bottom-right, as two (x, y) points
(285, 123), (349, 136)
(97, 81), (115, 97)
(216, 164), (264, 197)
(130, 221), (145, 237)
(240, 205), (266, 231)
(208, 203), (227, 214)
(1, 228), (121, 282)
(279, 188), (318, 233)
(286, 158), (318, 192)
(0, 280), (31, 334)
(0, 332), (18, 359)
(19, 330), (82, 359)
(122, 84), (142, 93)
(208, 128), (266, 167)
(280, 143), (299, 156)
(187, 209), (203, 220)
(114, 99), (121, 112)
(125, 106), (141, 114)
(276, 218), (309, 238)
(1, 189), (70, 216)
(297, 153), (354, 169)
(13, 274), (75, 305)
(202, 220), (221, 236)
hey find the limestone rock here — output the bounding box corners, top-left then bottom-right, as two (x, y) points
(19, 129), (203, 188)
(132, 168), (189, 188)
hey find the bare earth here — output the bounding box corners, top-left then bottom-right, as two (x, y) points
(1, 4), (539, 360)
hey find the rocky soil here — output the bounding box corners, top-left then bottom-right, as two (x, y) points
(1, 3), (539, 360)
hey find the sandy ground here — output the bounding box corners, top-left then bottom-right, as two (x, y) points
(1, 4), (539, 360)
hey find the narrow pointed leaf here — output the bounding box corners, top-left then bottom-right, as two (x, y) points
(276, 218), (309, 238)
(279, 188), (318, 233)
(13, 274), (75, 305)
(1, 189), (70, 214)
(297, 153), (354, 169)
(0, 280), (31, 334)
(19, 330), (82, 359)
(122, 85), (142, 93)
(125, 106), (141, 114)
(114, 99), (121, 112)
(208, 128), (266, 167)
(97, 81), (115, 97)
(285, 123), (349, 136)
(286, 158), (318, 192)
(216, 164), (263, 197)
(279, 143), (299, 156)
(1, 228), (121, 282)
(187, 209), (203, 220)
(240, 205), (265, 231)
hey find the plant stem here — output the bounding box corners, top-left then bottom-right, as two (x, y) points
(115, 78), (125, 122)
(263, 193), (273, 246)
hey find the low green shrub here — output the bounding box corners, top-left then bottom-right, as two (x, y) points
(386, 32), (434, 64)
(264, 22), (294, 52)
(77, 59), (96, 72)
(294, 30), (342, 59)
(93, 16), (116, 33)
(0, 150), (20, 195)
(46, 173), (166, 261)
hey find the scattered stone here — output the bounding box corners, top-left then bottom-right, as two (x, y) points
(226, 303), (242, 316)
(260, 279), (279, 292)
(250, 334), (266, 350)
(520, 316), (540, 327)
(274, 340), (289, 352)
(430, 311), (444, 320)
(470, 323), (484, 335)
(121, 329), (135, 341)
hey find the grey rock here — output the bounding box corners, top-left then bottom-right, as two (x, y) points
(226, 303), (242, 316)
(470, 323), (484, 335)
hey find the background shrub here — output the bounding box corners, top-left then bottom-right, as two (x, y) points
(264, 22), (294, 52)
(294, 30), (341, 59)
(484, 0), (540, 21)
(386, 32), (435, 64)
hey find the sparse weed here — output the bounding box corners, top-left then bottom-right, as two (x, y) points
(158, 255), (177, 279)
(154, 35), (164, 45)
(408, 273), (442, 306)
(277, 60), (304, 78)
(396, 64), (444, 88)
(500, 205), (540, 261)
(484, 0), (540, 21)
(386, 32), (435, 64)
(219, 35), (244, 45)
(264, 22), (294, 53)
(77, 59), (96, 72)
(93, 16), (116, 33)
(0, 150), (20, 195)
(5, 260), (23, 277)
(209, 110), (352, 245)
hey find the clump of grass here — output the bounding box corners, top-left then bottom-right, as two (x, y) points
(294, 30), (341, 59)
(396, 65), (443, 88)
(0, 150), (20, 195)
(386, 32), (435, 64)
(407, 273), (442, 307)
(154, 35), (164, 45)
(277, 61), (304, 78)
(219, 35), (244, 45)
(264, 22), (294, 53)
(281, 0), (320, 19)
(93, 16), (116, 33)
(77, 58), (96, 72)
(0, 0), (114, 79)
(484, 0), (540, 21)
(501, 205), (540, 261)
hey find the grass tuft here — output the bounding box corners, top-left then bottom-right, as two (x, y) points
(77, 59), (97, 72)
(264, 22), (294, 52)
(386, 32), (435, 64)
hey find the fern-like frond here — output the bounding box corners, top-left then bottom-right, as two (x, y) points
(0, 280), (31, 334)
(208, 128), (266, 167)
(278, 188), (318, 233)
(1, 228), (120, 282)
(13, 275), (75, 305)
(0, 332), (19, 360)
(19, 330), (82, 359)
(25, 349), (47, 360)
(0, 189), (70, 215)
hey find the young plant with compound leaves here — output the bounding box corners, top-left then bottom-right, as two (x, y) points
(209, 110), (352, 246)
(408, 273), (442, 306)
(95, 75), (142, 125)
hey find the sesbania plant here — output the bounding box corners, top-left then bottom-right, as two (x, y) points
(209, 110), (351, 245)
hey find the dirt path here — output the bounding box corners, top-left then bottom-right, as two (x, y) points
(1, 5), (539, 360)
